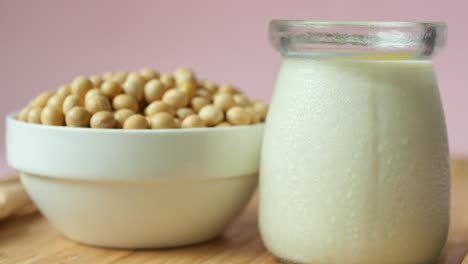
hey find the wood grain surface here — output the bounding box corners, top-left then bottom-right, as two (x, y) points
(1, 159), (468, 264)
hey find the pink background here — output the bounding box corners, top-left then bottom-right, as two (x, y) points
(1, 0), (467, 175)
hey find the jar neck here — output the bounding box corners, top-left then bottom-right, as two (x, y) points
(269, 21), (447, 60)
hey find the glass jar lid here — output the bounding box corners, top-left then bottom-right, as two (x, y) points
(269, 21), (447, 60)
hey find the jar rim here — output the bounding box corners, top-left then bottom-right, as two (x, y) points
(269, 20), (447, 60)
(271, 20), (446, 28)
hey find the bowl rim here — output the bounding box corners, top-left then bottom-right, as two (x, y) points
(6, 112), (264, 134)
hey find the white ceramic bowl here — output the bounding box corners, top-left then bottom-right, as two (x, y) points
(6, 114), (263, 248)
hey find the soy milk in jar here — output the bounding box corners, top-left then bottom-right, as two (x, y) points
(259, 21), (449, 264)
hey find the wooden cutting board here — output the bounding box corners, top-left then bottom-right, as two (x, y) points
(1, 159), (468, 264)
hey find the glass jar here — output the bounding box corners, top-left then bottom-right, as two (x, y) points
(259, 21), (449, 264)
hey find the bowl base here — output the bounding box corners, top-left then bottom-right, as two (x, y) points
(20, 172), (258, 249)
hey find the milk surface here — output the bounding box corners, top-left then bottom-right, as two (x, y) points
(259, 58), (450, 264)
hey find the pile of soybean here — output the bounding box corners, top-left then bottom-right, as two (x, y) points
(17, 67), (268, 129)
